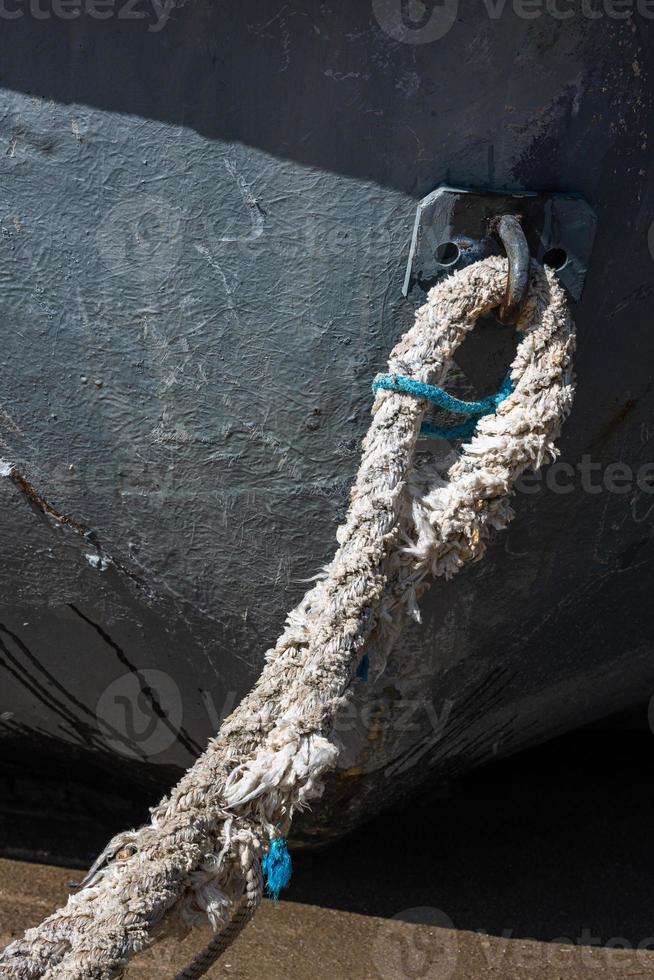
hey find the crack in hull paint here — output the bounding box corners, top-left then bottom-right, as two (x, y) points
(68, 604), (202, 757)
(0, 623), (153, 761)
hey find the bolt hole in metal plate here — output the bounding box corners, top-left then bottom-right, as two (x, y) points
(403, 185), (597, 304)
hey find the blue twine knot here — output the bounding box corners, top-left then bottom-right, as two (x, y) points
(262, 836), (293, 900)
(371, 370), (514, 440)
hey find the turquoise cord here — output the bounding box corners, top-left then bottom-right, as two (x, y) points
(372, 370), (514, 439)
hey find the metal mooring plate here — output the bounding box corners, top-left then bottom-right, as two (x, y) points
(403, 186), (597, 303)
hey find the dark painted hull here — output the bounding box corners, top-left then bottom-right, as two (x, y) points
(0, 3), (653, 850)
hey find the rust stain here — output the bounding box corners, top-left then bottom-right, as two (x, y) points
(341, 766), (363, 779)
(8, 465), (91, 537)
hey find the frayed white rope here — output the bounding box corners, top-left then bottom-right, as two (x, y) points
(0, 256), (575, 980)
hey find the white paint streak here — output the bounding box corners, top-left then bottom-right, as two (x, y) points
(221, 159), (265, 243)
(194, 244), (240, 327)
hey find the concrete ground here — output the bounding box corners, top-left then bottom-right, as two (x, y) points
(2, 729), (654, 979)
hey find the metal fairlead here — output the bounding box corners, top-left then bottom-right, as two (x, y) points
(403, 186), (597, 314)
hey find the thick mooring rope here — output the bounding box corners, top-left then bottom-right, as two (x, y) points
(0, 256), (575, 979)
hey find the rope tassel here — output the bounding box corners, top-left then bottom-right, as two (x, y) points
(0, 257), (575, 979)
(262, 837), (293, 900)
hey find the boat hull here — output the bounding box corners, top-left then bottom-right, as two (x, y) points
(0, 3), (653, 849)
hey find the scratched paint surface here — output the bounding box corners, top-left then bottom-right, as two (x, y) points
(0, 3), (652, 843)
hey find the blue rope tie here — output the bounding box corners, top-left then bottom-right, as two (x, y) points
(372, 370), (514, 439)
(262, 836), (293, 900)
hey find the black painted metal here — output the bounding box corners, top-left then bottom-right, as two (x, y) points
(0, 3), (652, 852)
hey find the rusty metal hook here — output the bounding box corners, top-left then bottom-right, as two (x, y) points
(494, 214), (530, 325)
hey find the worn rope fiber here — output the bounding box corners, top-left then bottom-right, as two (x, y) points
(171, 855), (263, 980)
(0, 256), (575, 979)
